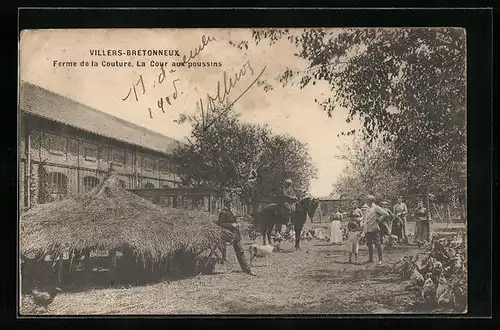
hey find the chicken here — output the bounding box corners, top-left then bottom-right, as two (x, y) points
(450, 234), (463, 247)
(436, 277), (454, 308)
(248, 229), (259, 241)
(422, 273), (437, 304)
(410, 266), (425, 287)
(272, 232), (284, 245)
(248, 244), (275, 267)
(31, 287), (62, 311)
(391, 257), (407, 274)
(414, 253), (429, 274)
(451, 276), (467, 312)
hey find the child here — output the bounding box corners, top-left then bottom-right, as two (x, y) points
(346, 217), (362, 263)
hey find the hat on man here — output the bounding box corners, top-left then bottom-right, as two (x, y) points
(284, 178), (292, 184)
(381, 200), (389, 206)
(366, 194), (375, 200)
(351, 200), (358, 206)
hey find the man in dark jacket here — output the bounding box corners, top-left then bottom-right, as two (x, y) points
(278, 178), (298, 233)
(218, 197), (256, 276)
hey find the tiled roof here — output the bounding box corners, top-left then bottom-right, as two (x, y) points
(19, 81), (182, 155)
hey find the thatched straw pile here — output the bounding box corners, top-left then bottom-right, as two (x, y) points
(20, 174), (231, 264)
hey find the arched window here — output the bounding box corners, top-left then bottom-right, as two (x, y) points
(144, 182), (154, 189)
(82, 176), (100, 192)
(50, 172), (68, 197)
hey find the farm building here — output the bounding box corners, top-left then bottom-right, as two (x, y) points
(130, 187), (249, 216)
(20, 174), (230, 291)
(19, 81), (183, 210)
(311, 198), (351, 223)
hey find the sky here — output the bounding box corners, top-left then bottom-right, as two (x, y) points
(20, 28), (360, 197)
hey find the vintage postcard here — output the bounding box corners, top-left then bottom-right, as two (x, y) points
(18, 28), (467, 315)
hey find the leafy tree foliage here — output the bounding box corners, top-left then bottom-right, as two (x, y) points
(241, 28), (466, 194)
(173, 109), (317, 208)
(332, 137), (407, 200)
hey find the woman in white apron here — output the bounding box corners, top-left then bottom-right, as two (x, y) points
(330, 206), (343, 244)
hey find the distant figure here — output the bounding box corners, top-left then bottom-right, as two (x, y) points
(414, 201), (430, 243)
(217, 197), (256, 276)
(362, 195), (390, 265)
(346, 200), (363, 263)
(330, 206), (343, 245)
(393, 195), (409, 243)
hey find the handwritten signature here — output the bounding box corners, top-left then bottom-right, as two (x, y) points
(198, 61), (267, 130)
(120, 34), (266, 126)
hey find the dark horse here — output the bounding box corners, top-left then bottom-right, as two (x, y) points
(256, 197), (319, 250)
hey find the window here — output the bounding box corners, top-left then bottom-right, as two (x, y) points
(119, 180), (127, 189)
(125, 153), (134, 167)
(84, 144), (98, 162)
(49, 172), (68, 201)
(82, 176), (100, 192)
(112, 149), (125, 166)
(99, 147), (109, 162)
(159, 160), (171, 173)
(144, 182), (154, 189)
(160, 196), (173, 208)
(48, 134), (66, 156)
(144, 157), (156, 172)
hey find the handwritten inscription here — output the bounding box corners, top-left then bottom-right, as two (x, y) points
(119, 34), (265, 125)
(182, 35), (216, 64)
(200, 63), (267, 130)
(122, 34), (216, 111)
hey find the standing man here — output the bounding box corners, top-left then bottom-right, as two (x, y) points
(279, 178), (298, 234)
(380, 200), (394, 247)
(361, 195), (390, 265)
(217, 197), (256, 276)
(393, 195), (408, 244)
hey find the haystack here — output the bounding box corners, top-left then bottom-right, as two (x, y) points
(20, 173), (231, 273)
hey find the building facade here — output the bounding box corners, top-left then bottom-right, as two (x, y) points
(19, 81), (183, 209)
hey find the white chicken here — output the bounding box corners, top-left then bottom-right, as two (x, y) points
(391, 256), (406, 274)
(410, 266), (425, 287)
(315, 229), (328, 241)
(422, 272), (437, 304)
(248, 244), (275, 267)
(436, 276), (454, 308)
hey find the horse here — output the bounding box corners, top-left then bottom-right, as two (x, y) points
(256, 197), (319, 250)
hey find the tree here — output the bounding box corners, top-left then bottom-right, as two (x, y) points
(332, 136), (408, 200)
(173, 109), (317, 211)
(257, 134), (318, 201)
(234, 28), (466, 194)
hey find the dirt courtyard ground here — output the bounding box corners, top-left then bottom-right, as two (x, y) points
(21, 221), (455, 315)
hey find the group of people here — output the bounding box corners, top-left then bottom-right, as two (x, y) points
(215, 178), (299, 276)
(216, 176), (432, 274)
(329, 195), (431, 264)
